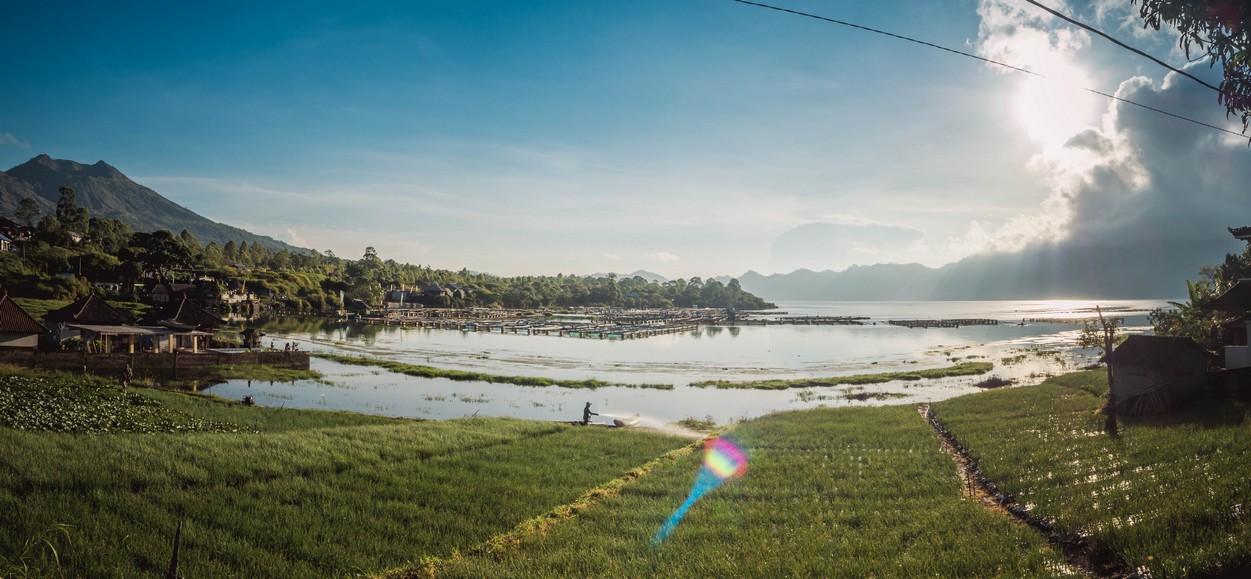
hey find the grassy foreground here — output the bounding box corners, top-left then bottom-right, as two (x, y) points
(932, 371), (1251, 577)
(402, 404), (1071, 577)
(6, 368), (1250, 577)
(0, 373), (689, 577)
(314, 352), (674, 390)
(691, 361), (993, 389)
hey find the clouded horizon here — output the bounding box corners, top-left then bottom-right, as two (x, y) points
(1, 1), (1245, 280)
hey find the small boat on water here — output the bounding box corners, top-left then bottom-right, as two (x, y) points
(613, 414), (641, 428)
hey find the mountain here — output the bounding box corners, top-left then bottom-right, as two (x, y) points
(0, 154), (302, 251)
(737, 237), (1240, 301)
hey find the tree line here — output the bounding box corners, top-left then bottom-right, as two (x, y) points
(0, 188), (775, 313)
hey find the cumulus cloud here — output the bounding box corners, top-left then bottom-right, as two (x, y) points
(650, 251), (680, 263)
(967, 2), (1250, 288)
(977, 0), (1089, 67)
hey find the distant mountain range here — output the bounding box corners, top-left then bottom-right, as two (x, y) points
(735, 237), (1238, 301)
(0, 154), (300, 252)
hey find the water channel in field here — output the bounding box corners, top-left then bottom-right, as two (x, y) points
(205, 300), (1170, 428)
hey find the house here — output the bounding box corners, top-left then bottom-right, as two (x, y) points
(44, 293), (206, 354)
(422, 282), (451, 299)
(1106, 335), (1213, 402)
(0, 233), (11, 253)
(0, 293), (46, 349)
(139, 297), (224, 353)
(148, 283), (199, 304)
(383, 289), (422, 309)
(1204, 278), (1251, 369)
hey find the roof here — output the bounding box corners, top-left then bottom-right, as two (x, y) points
(150, 283), (198, 294)
(66, 324), (211, 337)
(140, 297), (225, 329)
(1204, 279), (1251, 313)
(1106, 335), (1213, 368)
(45, 294), (133, 325)
(0, 294), (47, 335)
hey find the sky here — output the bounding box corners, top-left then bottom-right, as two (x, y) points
(0, 0), (1246, 279)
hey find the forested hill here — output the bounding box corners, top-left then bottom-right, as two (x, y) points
(0, 154), (299, 252)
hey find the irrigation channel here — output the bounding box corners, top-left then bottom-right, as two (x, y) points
(919, 404), (1129, 577)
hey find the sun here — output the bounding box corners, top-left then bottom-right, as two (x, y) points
(1013, 53), (1099, 148)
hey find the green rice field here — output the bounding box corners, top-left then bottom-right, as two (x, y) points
(931, 371), (1251, 577)
(4, 368), (1249, 577)
(409, 404), (1073, 577)
(0, 373), (689, 577)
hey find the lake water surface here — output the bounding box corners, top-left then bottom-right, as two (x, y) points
(206, 300), (1169, 429)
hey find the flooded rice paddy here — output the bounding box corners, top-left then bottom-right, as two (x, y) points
(206, 300), (1168, 427)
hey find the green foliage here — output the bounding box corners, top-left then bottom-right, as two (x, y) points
(1151, 229), (1251, 348)
(690, 362), (993, 390)
(933, 371), (1251, 577)
(1134, 0), (1251, 130)
(0, 373), (688, 577)
(1151, 274), (1229, 349)
(0, 374), (235, 433)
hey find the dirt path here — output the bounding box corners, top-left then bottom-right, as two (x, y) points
(917, 404), (1130, 578)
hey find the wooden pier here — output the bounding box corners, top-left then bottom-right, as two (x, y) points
(886, 319), (999, 329)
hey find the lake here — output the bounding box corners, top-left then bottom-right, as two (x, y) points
(205, 299), (1169, 429)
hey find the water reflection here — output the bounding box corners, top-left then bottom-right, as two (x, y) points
(208, 301), (1170, 425)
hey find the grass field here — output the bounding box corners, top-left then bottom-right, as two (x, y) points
(0, 373), (689, 577)
(406, 404), (1073, 577)
(932, 371), (1251, 577)
(6, 368), (1250, 577)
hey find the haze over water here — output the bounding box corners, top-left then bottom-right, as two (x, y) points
(208, 300), (1168, 427)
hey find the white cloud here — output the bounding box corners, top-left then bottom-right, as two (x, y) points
(0, 132), (31, 149)
(649, 251), (680, 263)
(961, 0), (1248, 268)
(602, 252), (622, 261)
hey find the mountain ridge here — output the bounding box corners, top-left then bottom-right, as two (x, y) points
(734, 237), (1235, 301)
(0, 154), (302, 252)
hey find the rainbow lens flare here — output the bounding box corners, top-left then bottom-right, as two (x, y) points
(652, 436), (748, 545)
(703, 437), (748, 480)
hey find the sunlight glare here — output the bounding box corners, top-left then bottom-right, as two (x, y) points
(1014, 52), (1098, 148)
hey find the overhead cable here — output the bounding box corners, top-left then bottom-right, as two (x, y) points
(730, 0), (1246, 139)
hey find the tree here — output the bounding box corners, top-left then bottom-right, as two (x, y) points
(1151, 227), (1251, 347)
(1134, 0), (1251, 130)
(1149, 271), (1227, 349)
(14, 197), (40, 227)
(1078, 306), (1123, 436)
(122, 230), (194, 282)
(55, 186), (89, 236)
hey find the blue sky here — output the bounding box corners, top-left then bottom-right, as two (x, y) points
(1, 1), (1246, 278)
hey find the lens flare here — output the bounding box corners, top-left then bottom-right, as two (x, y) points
(652, 437), (748, 545)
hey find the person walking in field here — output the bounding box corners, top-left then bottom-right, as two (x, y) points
(582, 402), (598, 426)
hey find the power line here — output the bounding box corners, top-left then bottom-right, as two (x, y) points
(729, 0), (1246, 140)
(731, 0), (1042, 78)
(1020, 0), (1220, 93)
